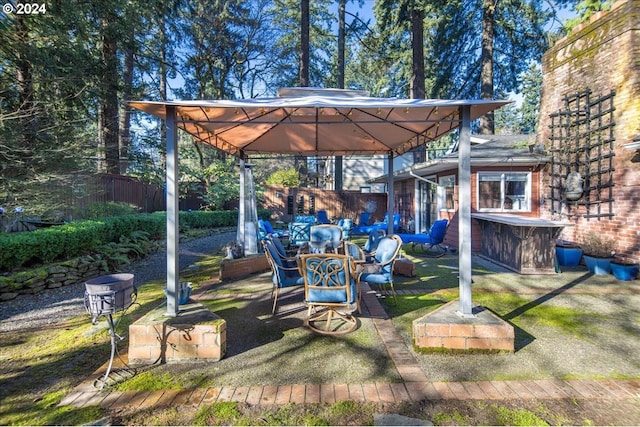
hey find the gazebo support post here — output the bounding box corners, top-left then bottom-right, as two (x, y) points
(457, 105), (474, 318)
(165, 105), (179, 317)
(387, 152), (394, 236)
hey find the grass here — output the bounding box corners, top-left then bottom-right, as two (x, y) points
(1, 235), (638, 425)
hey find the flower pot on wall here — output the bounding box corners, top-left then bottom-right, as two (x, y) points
(583, 255), (612, 275)
(556, 246), (583, 266)
(610, 262), (639, 281)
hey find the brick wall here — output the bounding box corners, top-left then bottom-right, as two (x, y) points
(538, 0), (640, 263)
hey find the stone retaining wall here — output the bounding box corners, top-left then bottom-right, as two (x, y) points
(0, 255), (108, 301)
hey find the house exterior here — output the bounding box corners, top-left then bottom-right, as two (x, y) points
(537, 0), (640, 264)
(388, 0), (639, 265)
(388, 135), (545, 253)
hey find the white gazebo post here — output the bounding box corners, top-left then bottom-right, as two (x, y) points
(457, 105), (474, 318)
(165, 105), (179, 317)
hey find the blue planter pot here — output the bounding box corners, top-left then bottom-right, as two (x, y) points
(583, 255), (611, 275)
(610, 263), (639, 281)
(164, 282), (192, 305)
(556, 246), (583, 266)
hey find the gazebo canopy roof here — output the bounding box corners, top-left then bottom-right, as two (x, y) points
(127, 88), (509, 157)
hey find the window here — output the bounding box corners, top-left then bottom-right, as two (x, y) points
(477, 172), (530, 212)
(438, 175), (456, 211)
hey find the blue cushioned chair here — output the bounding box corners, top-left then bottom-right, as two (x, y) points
(316, 210), (330, 224)
(294, 215), (316, 224)
(337, 218), (352, 240)
(299, 253), (359, 335)
(262, 240), (305, 314)
(358, 235), (402, 302)
(259, 218), (287, 239)
(364, 229), (386, 260)
(309, 224), (343, 254)
(351, 212), (374, 235)
(288, 222), (312, 246)
(397, 219), (449, 257)
(267, 234), (298, 267)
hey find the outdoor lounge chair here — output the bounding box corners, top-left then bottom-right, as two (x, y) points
(352, 212), (401, 235)
(316, 210), (331, 224)
(350, 212), (376, 235)
(397, 219), (449, 257)
(358, 234), (402, 302)
(299, 253), (359, 335)
(262, 240), (305, 314)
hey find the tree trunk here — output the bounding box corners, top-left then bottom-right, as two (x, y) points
(118, 29), (134, 174)
(410, 1), (426, 161)
(479, 0), (496, 135)
(410, 3), (425, 99)
(300, 0), (310, 86)
(15, 14), (36, 148)
(99, 14), (120, 174)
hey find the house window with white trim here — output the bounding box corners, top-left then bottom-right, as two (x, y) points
(477, 172), (530, 212)
(438, 175), (456, 211)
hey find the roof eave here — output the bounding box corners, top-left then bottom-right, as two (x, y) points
(369, 155), (549, 183)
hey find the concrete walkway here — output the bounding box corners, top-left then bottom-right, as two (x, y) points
(59, 281), (640, 410)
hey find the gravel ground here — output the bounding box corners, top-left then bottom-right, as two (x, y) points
(0, 231), (235, 333)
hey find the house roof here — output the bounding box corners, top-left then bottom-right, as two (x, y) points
(375, 134), (548, 182)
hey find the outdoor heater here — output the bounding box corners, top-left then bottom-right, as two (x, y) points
(84, 273), (136, 389)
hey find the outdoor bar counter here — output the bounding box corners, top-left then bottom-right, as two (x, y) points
(472, 213), (571, 274)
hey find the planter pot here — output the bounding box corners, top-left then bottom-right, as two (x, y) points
(164, 282), (192, 305)
(610, 262), (639, 281)
(556, 246), (583, 266)
(583, 255), (611, 275)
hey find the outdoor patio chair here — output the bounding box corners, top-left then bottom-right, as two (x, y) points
(316, 210), (331, 224)
(363, 228), (387, 260)
(267, 234), (298, 265)
(397, 219), (449, 257)
(259, 218), (287, 240)
(358, 234), (402, 302)
(288, 221), (312, 247)
(337, 218), (352, 240)
(262, 240), (305, 314)
(309, 224), (343, 254)
(351, 212), (374, 235)
(299, 253), (359, 335)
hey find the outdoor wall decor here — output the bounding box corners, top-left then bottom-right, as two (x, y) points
(564, 171), (583, 201)
(549, 88), (615, 219)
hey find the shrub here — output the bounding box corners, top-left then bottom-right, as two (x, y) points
(580, 232), (616, 258)
(0, 210), (243, 272)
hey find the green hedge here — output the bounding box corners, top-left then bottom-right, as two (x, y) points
(0, 210), (264, 273)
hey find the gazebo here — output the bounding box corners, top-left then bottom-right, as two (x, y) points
(128, 88), (509, 319)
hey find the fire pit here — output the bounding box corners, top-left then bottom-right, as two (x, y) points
(84, 273), (136, 389)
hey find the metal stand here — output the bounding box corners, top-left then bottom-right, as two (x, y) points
(84, 287), (137, 390)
